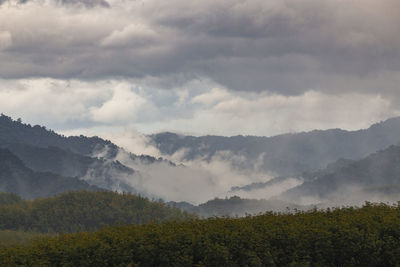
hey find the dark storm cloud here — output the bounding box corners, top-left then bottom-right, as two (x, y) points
(0, 0), (399, 97)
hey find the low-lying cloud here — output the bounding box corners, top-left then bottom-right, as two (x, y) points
(111, 148), (276, 204)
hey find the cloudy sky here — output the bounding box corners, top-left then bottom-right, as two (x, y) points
(1, 0), (400, 138)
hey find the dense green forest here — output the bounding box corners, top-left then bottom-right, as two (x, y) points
(0, 191), (193, 233)
(0, 230), (46, 246)
(1, 203), (400, 266)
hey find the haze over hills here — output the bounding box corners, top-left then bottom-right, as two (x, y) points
(150, 117), (400, 176)
(1, 0), (399, 263)
(0, 114), (172, 195)
(230, 158), (356, 200)
(280, 145), (400, 206)
(2, 143), (138, 191)
(2, 113), (400, 212)
(0, 148), (98, 199)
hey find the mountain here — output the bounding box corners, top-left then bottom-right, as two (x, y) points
(150, 117), (400, 176)
(230, 158), (355, 196)
(0, 114), (117, 157)
(1, 143), (137, 192)
(0, 148), (98, 199)
(0, 114), (175, 195)
(281, 145), (400, 204)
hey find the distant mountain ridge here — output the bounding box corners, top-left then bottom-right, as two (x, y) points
(0, 114), (118, 157)
(151, 117), (400, 176)
(3, 113), (400, 209)
(0, 148), (98, 199)
(281, 145), (400, 204)
(0, 114), (173, 195)
(1, 143), (138, 192)
(231, 158), (355, 193)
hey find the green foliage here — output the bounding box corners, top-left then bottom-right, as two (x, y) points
(0, 192), (22, 206)
(0, 191), (194, 233)
(0, 230), (47, 246)
(2, 203), (400, 266)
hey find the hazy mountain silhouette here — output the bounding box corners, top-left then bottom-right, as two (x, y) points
(0, 114), (172, 194)
(230, 158), (355, 193)
(3, 113), (400, 207)
(0, 114), (117, 157)
(0, 148), (98, 199)
(281, 145), (400, 204)
(151, 117), (400, 176)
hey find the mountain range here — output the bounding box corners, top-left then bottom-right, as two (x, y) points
(2, 113), (400, 213)
(0, 114), (165, 194)
(280, 145), (400, 205)
(0, 148), (98, 199)
(151, 117), (400, 176)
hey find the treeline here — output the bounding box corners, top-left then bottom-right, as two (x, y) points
(1, 203), (400, 266)
(0, 191), (193, 233)
(170, 196), (308, 217)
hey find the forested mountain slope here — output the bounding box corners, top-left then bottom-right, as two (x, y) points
(0, 149), (98, 199)
(2, 143), (137, 192)
(0, 114), (172, 194)
(0, 114), (117, 157)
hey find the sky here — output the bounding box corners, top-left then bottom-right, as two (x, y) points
(1, 0), (400, 138)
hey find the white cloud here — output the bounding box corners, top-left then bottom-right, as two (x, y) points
(101, 24), (159, 48)
(113, 149), (276, 204)
(0, 79), (101, 125)
(136, 88), (400, 136)
(1, 79), (399, 137)
(90, 84), (147, 124)
(191, 87), (230, 105)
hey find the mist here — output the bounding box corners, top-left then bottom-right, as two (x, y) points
(73, 117), (400, 209)
(79, 129), (303, 204)
(114, 148), (280, 204)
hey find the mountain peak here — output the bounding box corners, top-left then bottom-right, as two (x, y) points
(0, 114), (117, 156)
